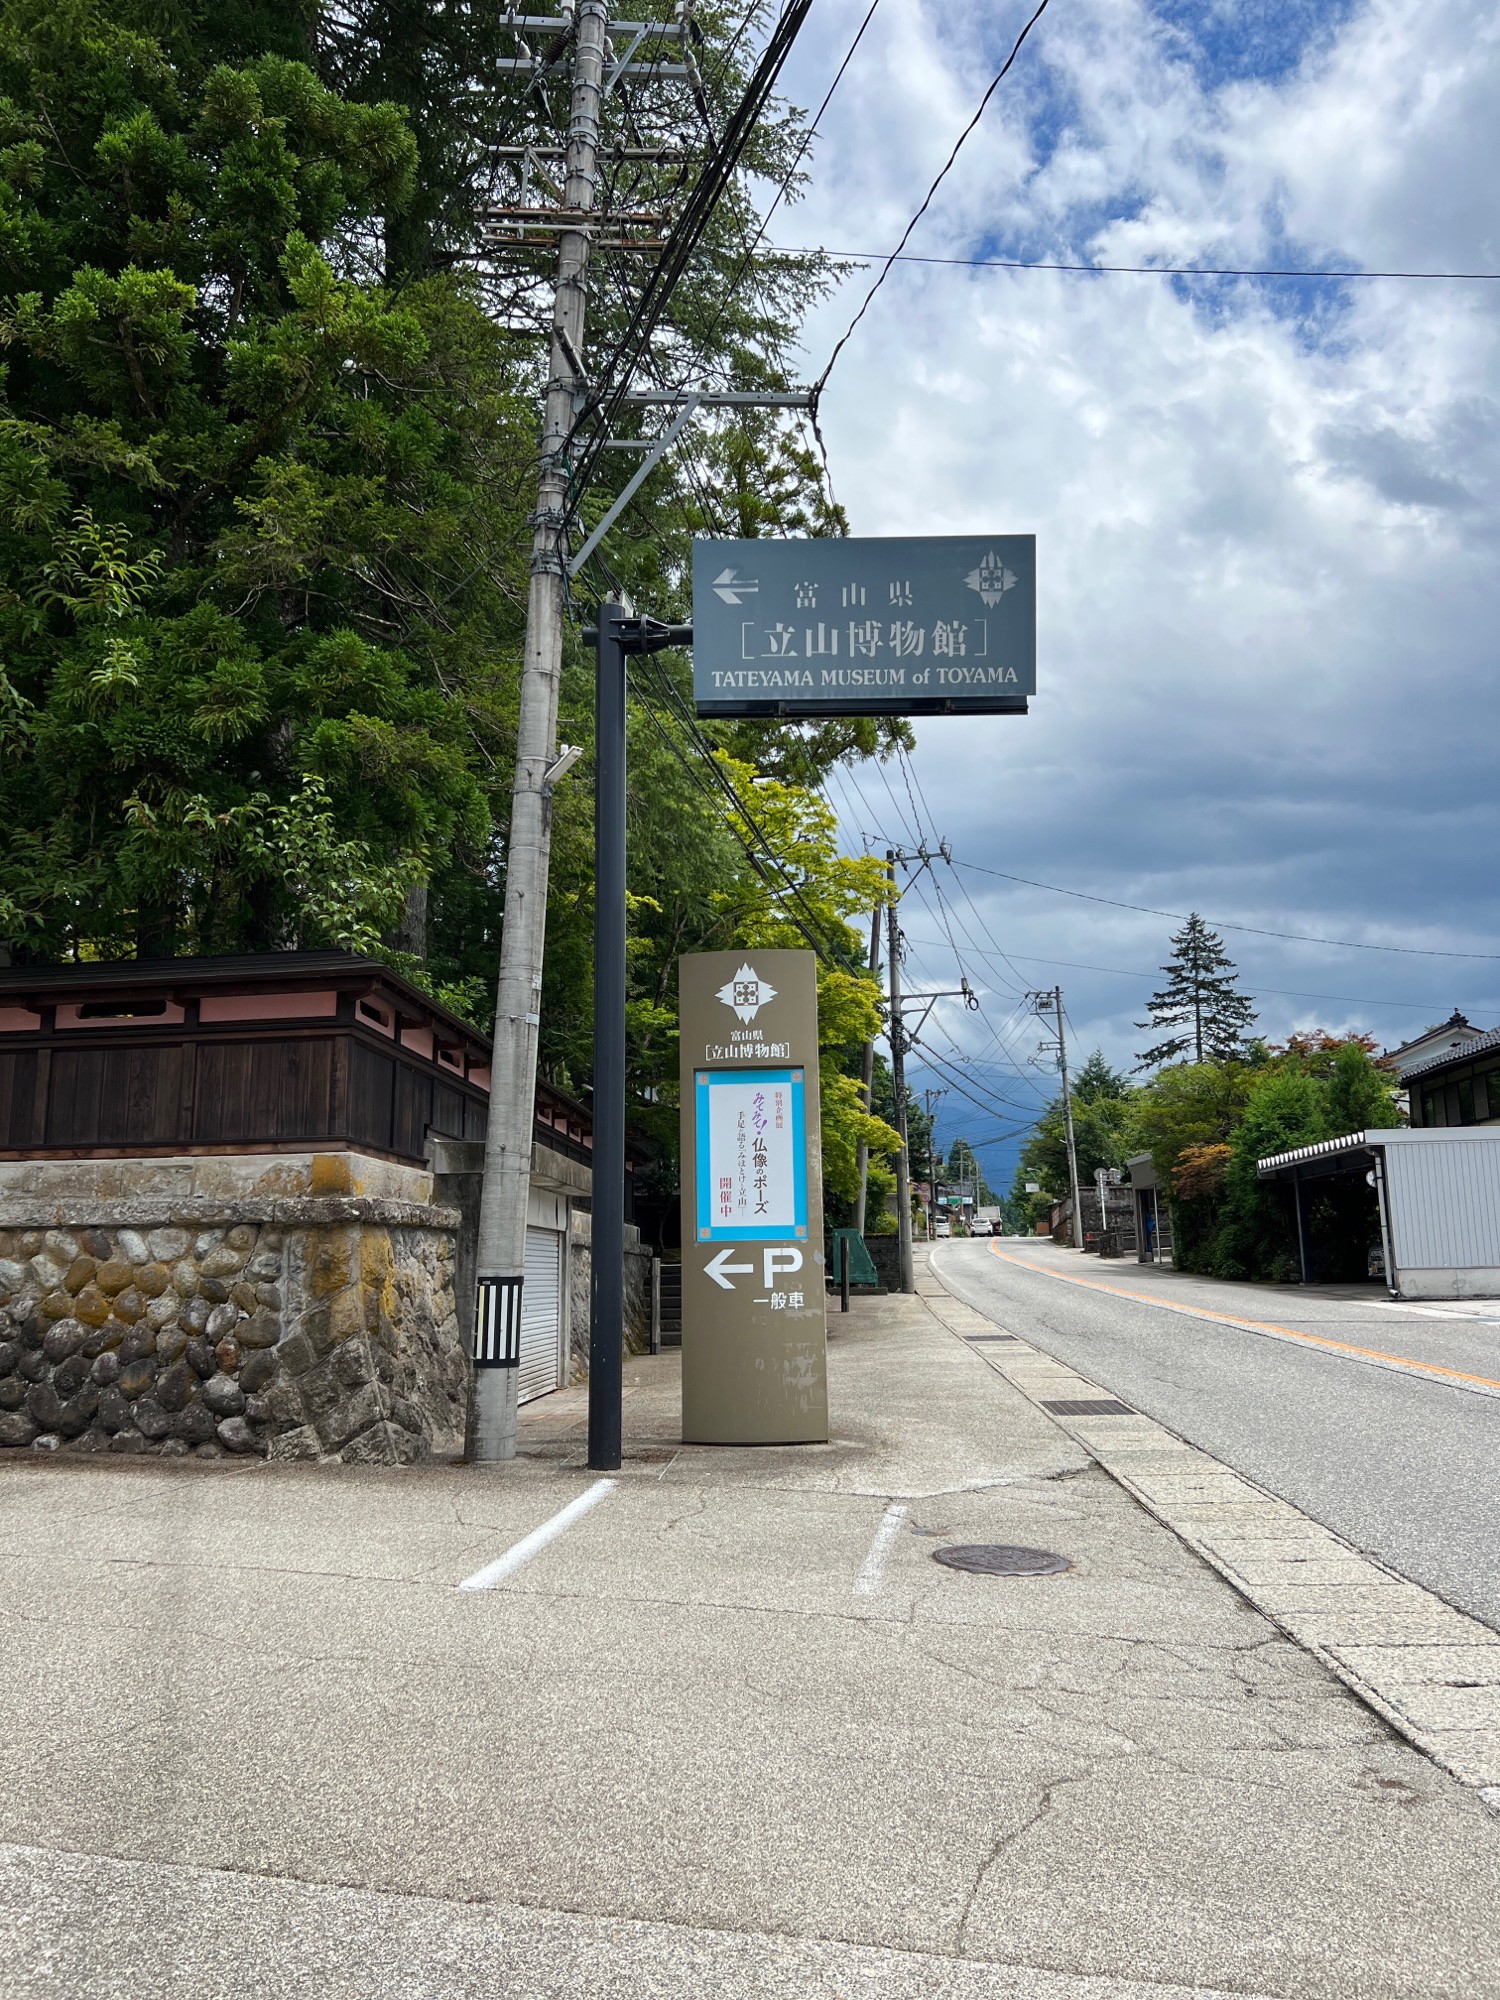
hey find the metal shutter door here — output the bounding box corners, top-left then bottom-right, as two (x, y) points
(518, 1226), (563, 1404)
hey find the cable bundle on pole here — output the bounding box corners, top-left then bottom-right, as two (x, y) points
(564, 0), (814, 520)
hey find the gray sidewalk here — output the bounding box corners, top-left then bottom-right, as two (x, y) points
(2, 1281), (1498, 1997)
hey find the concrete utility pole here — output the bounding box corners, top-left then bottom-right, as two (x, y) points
(1032, 987), (1083, 1251)
(853, 903), (882, 1238)
(885, 852), (915, 1295)
(473, 2), (611, 1456)
(924, 1088), (944, 1240)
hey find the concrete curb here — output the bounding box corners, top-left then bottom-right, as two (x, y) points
(921, 1264), (1500, 1804)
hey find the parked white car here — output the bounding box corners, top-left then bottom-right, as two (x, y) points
(970, 1217), (992, 1236)
(934, 1214), (952, 1238)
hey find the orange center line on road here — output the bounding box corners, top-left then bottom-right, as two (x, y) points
(983, 1242), (1500, 1397)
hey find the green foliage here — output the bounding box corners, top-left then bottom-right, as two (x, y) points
(1131, 1036), (1403, 1282)
(1011, 1050), (1137, 1221)
(1326, 1038), (1401, 1135)
(0, 7), (528, 964)
(0, 0), (922, 1219)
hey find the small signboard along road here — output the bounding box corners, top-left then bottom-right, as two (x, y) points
(933, 1238), (1500, 1633)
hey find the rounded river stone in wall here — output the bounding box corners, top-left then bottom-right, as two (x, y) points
(42, 1318), (86, 1363)
(25, 1383), (64, 1430)
(0, 1378), (25, 1411)
(93, 1260), (133, 1297)
(216, 1415), (264, 1455)
(0, 1339), (20, 1375)
(95, 1386), (129, 1433)
(118, 1326), (156, 1365)
(71, 1286), (110, 1329)
(110, 1289), (145, 1325)
(118, 1358), (156, 1400)
(62, 1257), (96, 1295)
(0, 1411), (38, 1448)
(173, 1402), (217, 1446)
(184, 1338), (215, 1379)
(133, 1399), (172, 1441)
(205, 1301), (239, 1341)
(52, 1354), (89, 1397)
(56, 1386), (98, 1436)
(135, 1263), (171, 1299)
(182, 1298), (211, 1337)
(239, 1350), (277, 1395)
(156, 1327), (188, 1364)
(91, 1350), (121, 1386)
(155, 1362), (194, 1414)
(202, 1373), (245, 1418)
(237, 1312), (280, 1350)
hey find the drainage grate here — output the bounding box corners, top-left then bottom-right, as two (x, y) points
(933, 1544), (1072, 1577)
(1042, 1398), (1135, 1417)
(964, 1334), (1019, 1343)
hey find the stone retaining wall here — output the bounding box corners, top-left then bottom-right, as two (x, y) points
(0, 1155), (467, 1465)
(566, 1210), (652, 1382)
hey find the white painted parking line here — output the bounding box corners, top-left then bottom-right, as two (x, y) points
(854, 1502), (908, 1597)
(457, 1479), (618, 1591)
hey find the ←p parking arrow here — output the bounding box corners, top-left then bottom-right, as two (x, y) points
(704, 1246), (756, 1290)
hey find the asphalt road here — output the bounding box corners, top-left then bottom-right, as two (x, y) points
(932, 1238), (1500, 1633)
(6, 1284), (1500, 1999)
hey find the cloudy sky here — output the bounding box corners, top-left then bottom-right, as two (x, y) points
(762, 0), (1500, 1185)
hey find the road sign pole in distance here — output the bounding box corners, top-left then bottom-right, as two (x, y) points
(691, 536), (1036, 719)
(678, 950), (828, 1445)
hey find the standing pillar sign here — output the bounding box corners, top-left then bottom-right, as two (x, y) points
(678, 949), (828, 1445)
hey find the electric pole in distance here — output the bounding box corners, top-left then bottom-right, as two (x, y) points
(1029, 987), (1083, 1251)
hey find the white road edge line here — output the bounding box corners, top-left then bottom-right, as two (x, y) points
(854, 1502), (908, 1597)
(457, 1478), (619, 1592)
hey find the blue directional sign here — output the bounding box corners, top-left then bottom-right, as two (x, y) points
(691, 535), (1035, 718)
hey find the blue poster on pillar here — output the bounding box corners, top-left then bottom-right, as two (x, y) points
(695, 1068), (809, 1242)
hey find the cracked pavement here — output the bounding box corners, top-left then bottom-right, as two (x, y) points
(2, 1283), (1499, 1997)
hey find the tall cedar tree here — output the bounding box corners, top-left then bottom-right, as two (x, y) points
(0, 2), (533, 974)
(1136, 914), (1256, 1068)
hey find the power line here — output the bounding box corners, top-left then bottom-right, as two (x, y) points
(952, 859), (1500, 962)
(698, 0), (884, 357)
(566, 0), (815, 515)
(897, 936), (1498, 1016)
(815, 0), (1054, 389)
(635, 659), (869, 974)
(774, 247), (1500, 283)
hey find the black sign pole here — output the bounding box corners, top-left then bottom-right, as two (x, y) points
(588, 602), (627, 1472)
(587, 610), (694, 1474)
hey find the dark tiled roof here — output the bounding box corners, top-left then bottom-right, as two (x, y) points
(1401, 1025), (1500, 1082)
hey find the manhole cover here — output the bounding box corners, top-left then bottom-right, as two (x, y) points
(932, 1544), (1072, 1577)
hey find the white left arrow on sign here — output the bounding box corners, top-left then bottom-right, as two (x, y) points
(712, 567), (759, 605)
(704, 1246), (756, 1290)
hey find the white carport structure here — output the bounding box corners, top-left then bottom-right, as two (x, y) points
(1257, 1127), (1500, 1301)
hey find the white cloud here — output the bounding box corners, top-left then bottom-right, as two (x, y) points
(766, 0), (1500, 1170)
